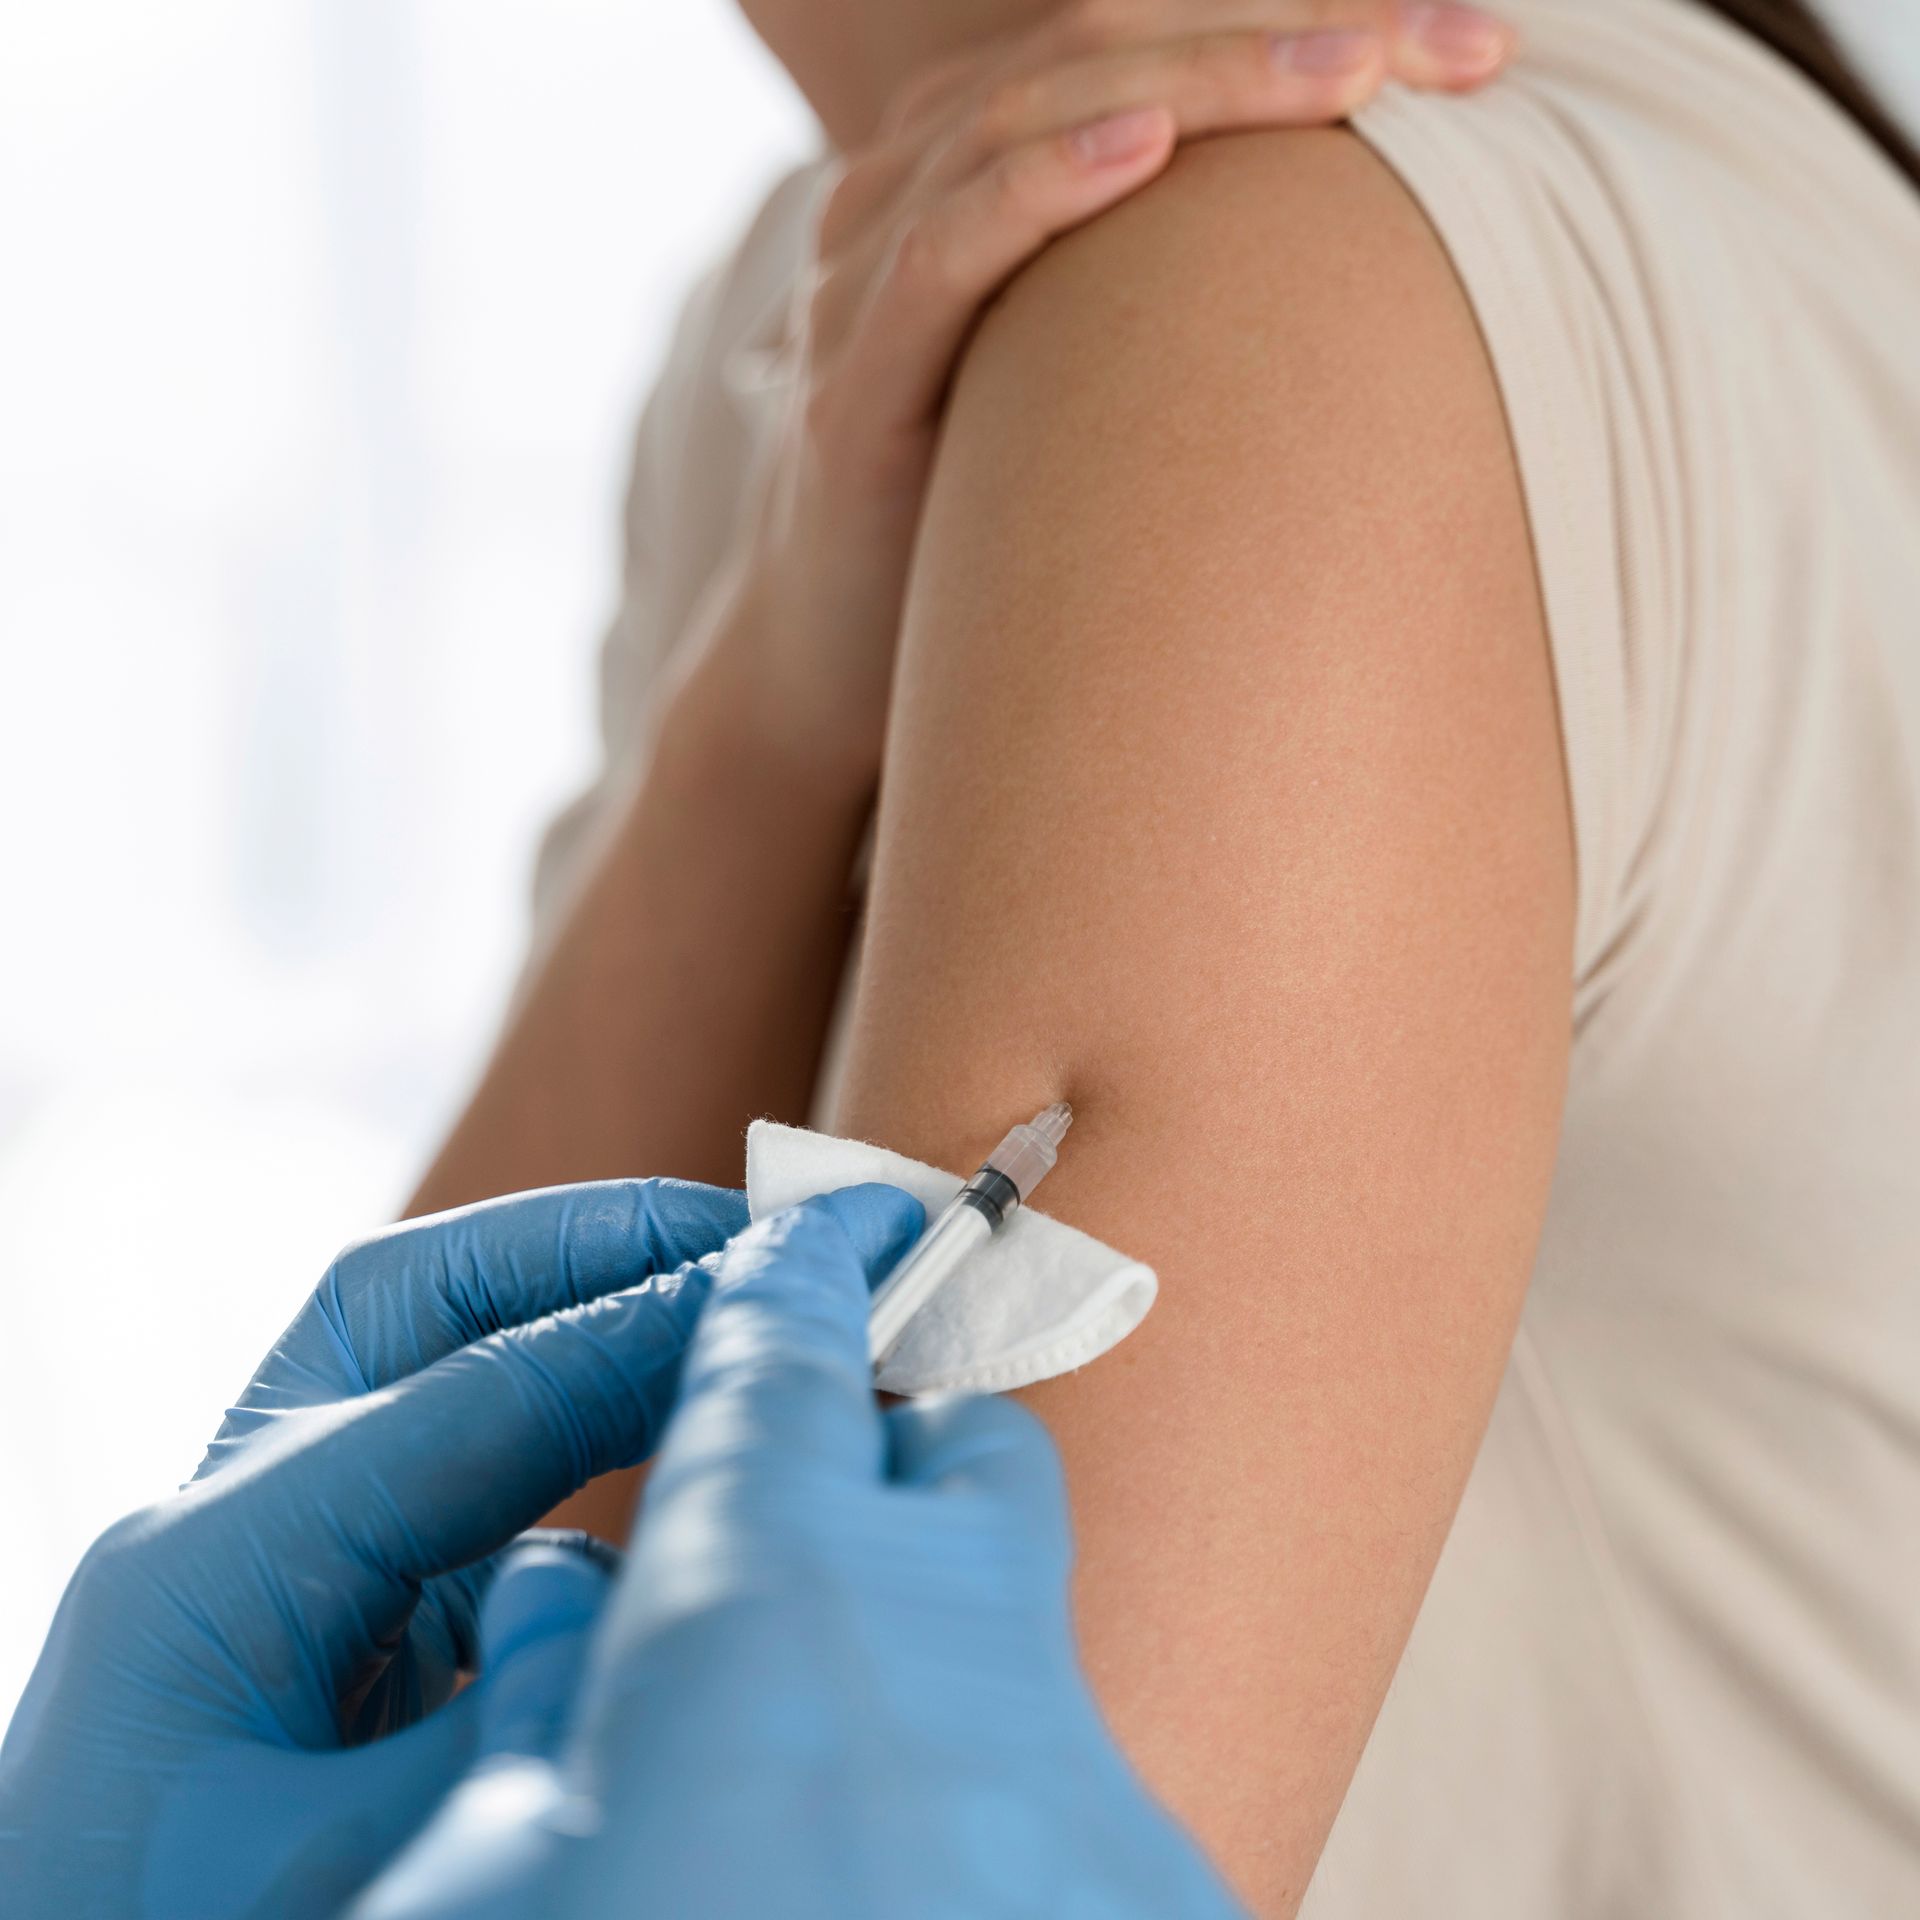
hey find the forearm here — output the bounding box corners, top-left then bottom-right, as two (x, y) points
(409, 598), (874, 1214)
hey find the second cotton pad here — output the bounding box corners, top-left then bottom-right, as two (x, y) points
(744, 1119), (1158, 1397)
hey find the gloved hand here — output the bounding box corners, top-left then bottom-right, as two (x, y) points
(354, 1187), (1247, 1920)
(0, 1177), (753, 1920)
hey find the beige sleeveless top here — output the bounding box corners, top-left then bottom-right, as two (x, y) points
(535, 3), (1920, 1911)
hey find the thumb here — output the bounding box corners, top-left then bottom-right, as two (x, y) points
(345, 1533), (618, 1745)
(255, 1269), (718, 1712)
(144, 1692), (485, 1920)
(886, 1393), (1074, 1581)
(471, 1534), (618, 1763)
(648, 1183), (925, 1498)
(200, 1180), (748, 1482)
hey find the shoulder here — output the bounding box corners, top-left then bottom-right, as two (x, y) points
(951, 126), (1487, 463)
(1019, 121), (1449, 308)
(900, 119), (1570, 1005)
(929, 125), (1520, 608)
(920, 126), (1537, 716)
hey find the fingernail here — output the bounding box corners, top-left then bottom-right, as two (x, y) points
(1273, 28), (1378, 75)
(1070, 105), (1167, 166)
(1402, 4), (1512, 69)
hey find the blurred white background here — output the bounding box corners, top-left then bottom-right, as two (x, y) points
(1, 0), (1915, 1730)
(0, 0), (810, 1723)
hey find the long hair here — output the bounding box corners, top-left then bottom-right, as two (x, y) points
(1697, 1), (1920, 190)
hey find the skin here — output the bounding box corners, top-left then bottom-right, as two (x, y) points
(826, 125), (1573, 1913)
(414, 2), (1561, 1906)
(737, 0), (1514, 147)
(408, 1), (1509, 1220)
(739, 0), (1060, 147)
(408, 2), (1514, 1537)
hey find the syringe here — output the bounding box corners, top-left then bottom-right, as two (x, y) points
(868, 1102), (1074, 1369)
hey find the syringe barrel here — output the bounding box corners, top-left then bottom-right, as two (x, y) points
(868, 1199), (992, 1366)
(867, 1103), (1073, 1370)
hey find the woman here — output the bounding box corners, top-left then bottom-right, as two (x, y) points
(412, 3), (1920, 1914)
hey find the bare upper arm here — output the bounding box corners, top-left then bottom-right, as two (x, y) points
(829, 126), (1573, 1916)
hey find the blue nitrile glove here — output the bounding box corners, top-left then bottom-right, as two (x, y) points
(0, 1177), (750, 1920)
(354, 1186), (1248, 1920)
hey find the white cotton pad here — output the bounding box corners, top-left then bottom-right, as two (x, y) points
(744, 1119), (1158, 1396)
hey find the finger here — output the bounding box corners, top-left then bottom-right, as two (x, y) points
(885, 1394), (1074, 1577)
(919, 0), (1504, 144)
(275, 1264), (735, 1643)
(1044, 0), (1392, 53)
(824, 21), (1383, 273)
(952, 23), (1388, 164)
(925, 0), (1392, 108)
(1391, 2), (1516, 90)
(826, 109), (1177, 428)
(472, 1534), (617, 1762)
(1042, 0), (1504, 70)
(343, 1562), (487, 1739)
(350, 1528), (619, 1740)
(827, 21), (1414, 399)
(326, 1180), (750, 1383)
(919, 3), (1510, 198)
(216, 1180), (749, 1437)
(843, 0), (1510, 253)
(647, 1185), (925, 1499)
